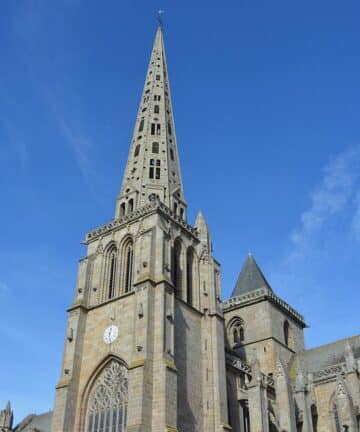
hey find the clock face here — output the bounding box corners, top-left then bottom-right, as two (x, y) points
(103, 325), (118, 345)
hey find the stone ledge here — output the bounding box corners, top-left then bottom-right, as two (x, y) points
(222, 287), (306, 327)
(166, 425), (179, 432)
(55, 379), (70, 389)
(85, 201), (198, 243)
(128, 359), (145, 370)
(165, 359), (178, 372)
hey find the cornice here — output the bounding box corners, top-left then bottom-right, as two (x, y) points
(85, 201), (198, 243)
(222, 287), (306, 327)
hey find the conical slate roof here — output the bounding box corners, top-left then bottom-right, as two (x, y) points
(231, 254), (273, 297)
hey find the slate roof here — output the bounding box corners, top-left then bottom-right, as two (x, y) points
(14, 411), (52, 432)
(231, 254), (273, 297)
(290, 334), (360, 375)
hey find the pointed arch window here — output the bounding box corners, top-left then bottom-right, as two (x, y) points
(284, 320), (290, 347)
(86, 361), (128, 432)
(227, 317), (245, 348)
(311, 404), (318, 432)
(186, 248), (194, 306)
(104, 246), (117, 300)
(120, 238), (134, 294)
(120, 203), (126, 218)
(172, 239), (182, 297)
(125, 245), (133, 293)
(138, 118), (144, 132)
(128, 199), (134, 214)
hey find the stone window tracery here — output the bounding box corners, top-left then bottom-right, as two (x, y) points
(120, 238), (134, 294)
(86, 361), (128, 432)
(103, 245), (118, 300)
(227, 317), (244, 348)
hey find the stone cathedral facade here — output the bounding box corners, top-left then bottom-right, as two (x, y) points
(3, 26), (360, 432)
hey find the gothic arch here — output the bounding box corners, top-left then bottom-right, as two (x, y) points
(283, 320), (292, 348)
(119, 236), (134, 294)
(172, 237), (185, 299)
(226, 316), (245, 348)
(80, 355), (129, 432)
(102, 242), (118, 302)
(186, 247), (199, 308)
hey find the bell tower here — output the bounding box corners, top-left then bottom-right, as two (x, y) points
(50, 26), (229, 432)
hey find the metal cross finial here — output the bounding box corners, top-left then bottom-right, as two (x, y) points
(157, 9), (165, 28)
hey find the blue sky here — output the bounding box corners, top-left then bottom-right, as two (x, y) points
(1, 0), (360, 423)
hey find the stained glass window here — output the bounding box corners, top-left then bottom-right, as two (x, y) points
(86, 361), (128, 432)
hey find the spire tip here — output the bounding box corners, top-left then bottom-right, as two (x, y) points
(157, 10), (165, 28)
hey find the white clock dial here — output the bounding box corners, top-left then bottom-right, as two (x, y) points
(103, 325), (118, 345)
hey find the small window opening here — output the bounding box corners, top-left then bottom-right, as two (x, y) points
(120, 203), (126, 217)
(152, 142), (159, 153)
(134, 145), (140, 157)
(284, 320), (290, 346)
(128, 199), (134, 214)
(170, 148), (174, 160)
(180, 208), (184, 220)
(154, 105), (160, 114)
(156, 74), (161, 80)
(173, 202), (178, 215)
(168, 122), (172, 135)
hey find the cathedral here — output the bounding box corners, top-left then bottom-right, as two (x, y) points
(2, 26), (360, 432)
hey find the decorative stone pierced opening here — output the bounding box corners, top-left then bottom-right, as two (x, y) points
(86, 361), (128, 432)
(227, 317), (245, 348)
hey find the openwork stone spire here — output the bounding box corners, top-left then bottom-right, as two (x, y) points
(116, 27), (186, 219)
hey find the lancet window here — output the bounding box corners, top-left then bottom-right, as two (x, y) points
(186, 249), (193, 305)
(134, 145), (140, 157)
(103, 245), (118, 300)
(311, 404), (318, 432)
(85, 361), (128, 432)
(172, 239), (182, 297)
(120, 238), (134, 294)
(284, 320), (290, 347)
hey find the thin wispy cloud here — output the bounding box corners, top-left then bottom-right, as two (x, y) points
(42, 87), (95, 183)
(288, 146), (360, 262)
(0, 281), (9, 296)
